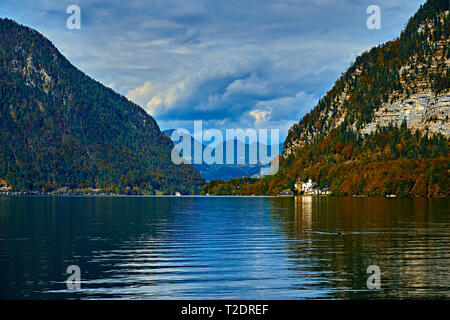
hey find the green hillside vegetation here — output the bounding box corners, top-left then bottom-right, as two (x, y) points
(202, 124), (448, 197)
(0, 18), (204, 194)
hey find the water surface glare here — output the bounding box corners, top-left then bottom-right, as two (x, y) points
(0, 196), (448, 299)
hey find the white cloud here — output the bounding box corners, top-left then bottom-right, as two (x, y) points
(126, 81), (156, 105)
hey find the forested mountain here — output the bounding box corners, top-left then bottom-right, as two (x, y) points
(202, 0), (449, 197)
(0, 18), (204, 194)
(284, 0), (449, 154)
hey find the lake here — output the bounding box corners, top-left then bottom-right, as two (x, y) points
(0, 196), (448, 299)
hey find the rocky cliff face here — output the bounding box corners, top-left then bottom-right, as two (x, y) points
(361, 93), (449, 137)
(283, 2), (449, 158)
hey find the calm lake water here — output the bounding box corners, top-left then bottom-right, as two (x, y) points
(0, 196), (448, 299)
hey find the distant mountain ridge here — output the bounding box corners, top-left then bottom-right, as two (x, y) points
(163, 129), (281, 181)
(0, 18), (204, 194)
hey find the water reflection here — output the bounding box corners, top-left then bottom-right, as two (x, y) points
(293, 196), (312, 233)
(280, 196), (450, 299)
(0, 196), (448, 299)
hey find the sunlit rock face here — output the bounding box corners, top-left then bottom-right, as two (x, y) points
(361, 93), (450, 137)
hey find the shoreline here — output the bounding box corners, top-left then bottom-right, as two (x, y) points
(0, 193), (446, 199)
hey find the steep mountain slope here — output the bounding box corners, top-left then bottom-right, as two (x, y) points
(202, 0), (449, 197)
(0, 18), (204, 194)
(284, 0), (449, 156)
